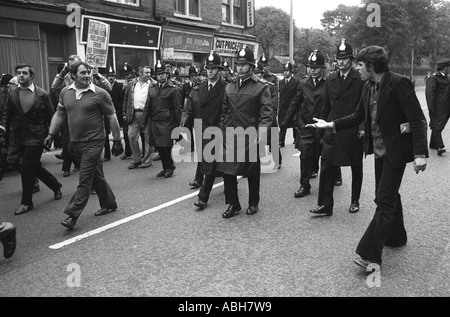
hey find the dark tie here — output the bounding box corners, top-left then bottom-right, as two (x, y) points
(314, 79), (319, 86)
(209, 84), (213, 91)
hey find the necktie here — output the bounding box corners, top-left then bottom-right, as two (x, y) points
(209, 84), (213, 91)
(314, 79), (319, 86)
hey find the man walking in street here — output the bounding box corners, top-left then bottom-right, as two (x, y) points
(216, 46), (273, 218)
(0, 64), (62, 216)
(141, 61), (181, 178)
(282, 50), (327, 199)
(308, 45), (428, 269)
(45, 61), (124, 230)
(309, 40), (365, 217)
(425, 58), (450, 156)
(123, 66), (157, 169)
(278, 61), (299, 148)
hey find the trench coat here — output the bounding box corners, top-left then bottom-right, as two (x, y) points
(141, 80), (181, 148)
(278, 76), (300, 129)
(216, 74), (273, 176)
(425, 72), (450, 131)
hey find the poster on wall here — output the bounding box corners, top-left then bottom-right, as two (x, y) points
(86, 19), (110, 68)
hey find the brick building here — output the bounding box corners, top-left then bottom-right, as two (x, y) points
(0, 0), (258, 89)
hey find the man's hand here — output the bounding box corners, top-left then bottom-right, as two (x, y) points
(44, 134), (55, 151)
(357, 130), (365, 139)
(413, 157), (427, 174)
(111, 140), (124, 157)
(305, 118), (333, 129)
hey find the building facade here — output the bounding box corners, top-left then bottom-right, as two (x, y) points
(0, 0), (258, 90)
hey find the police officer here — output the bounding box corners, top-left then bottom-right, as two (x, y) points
(278, 61), (299, 148)
(217, 46), (273, 218)
(425, 58), (450, 156)
(309, 39), (365, 216)
(221, 60), (233, 84)
(282, 50), (327, 198)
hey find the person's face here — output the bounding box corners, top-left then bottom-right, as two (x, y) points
(206, 67), (219, 81)
(140, 68), (152, 82)
(107, 75), (116, 84)
(190, 74), (198, 84)
(157, 73), (167, 84)
(356, 61), (375, 82)
(236, 63), (251, 78)
(336, 57), (352, 72)
(283, 70), (292, 79)
(74, 65), (91, 88)
(16, 67), (33, 87)
(310, 67), (324, 79)
(199, 74), (207, 83)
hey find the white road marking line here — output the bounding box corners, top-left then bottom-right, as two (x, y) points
(49, 178), (241, 250)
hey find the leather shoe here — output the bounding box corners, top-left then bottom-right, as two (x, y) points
(349, 201), (359, 213)
(152, 154), (161, 161)
(294, 187), (310, 198)
(1, 223), (16, 259)
(61, 216), (78, 230)
(156, 170), (166, 177)
(128, 161), (142, 169)
(309, 205), (332, 216)
(33, 184), (40, 193)
(353, 256), (379, 269)
(246, 205), (258, 215)
(165, 166), (176, 178)
(194, 198), (207, 210)
(94, 202), (118, 216)
(55, 154), (64, 160)
(189, 180), (202, 188)
(334, 179), (343, 186)
(310, 172), (318, 179)
(63, 171), (70, 177)
(14, 204), (34, 215)
(73, 166), (80, 172)
(222, 204), (241, 219)
(103, 157), (111, 162)
(437, 148), (446, 156)
(120, 154), (131, 160)
(54, 188), (62, 200)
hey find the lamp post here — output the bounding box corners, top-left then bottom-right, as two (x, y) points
(289, 0), (294, 63)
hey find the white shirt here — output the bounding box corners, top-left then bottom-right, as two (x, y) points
(20, 83), (35, 92)
(134, 80), (149, 110)
(68, 82), (96, 100)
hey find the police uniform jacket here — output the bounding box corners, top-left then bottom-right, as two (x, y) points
(320, 67), (365, 166)
(278, 76), (300, 128)
(1, 85), (54, 147)
(181, 79), (226, 175)
(425, 71), (450, 131)
(216, 74), (273, 176)
(334, 71), (428, 169)
(141, 80), (182, 148)
(263, 72), (279, 112)
(282, 75), (326, 144)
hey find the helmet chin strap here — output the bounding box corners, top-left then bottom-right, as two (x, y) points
(338, 58), (352, 72)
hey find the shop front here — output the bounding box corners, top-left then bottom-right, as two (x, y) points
(214, 36), (259, 71)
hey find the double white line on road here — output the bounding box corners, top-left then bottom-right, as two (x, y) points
(49, 180), (231, 250)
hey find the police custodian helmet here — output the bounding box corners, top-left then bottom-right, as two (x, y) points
(155, 60), (169, 74)
(307, 50), (326, 68)
(284, 61), (293, 72)
(236, 46), (256, 66)
(205, 51), (223, 69)
(336, 38), (354, 59)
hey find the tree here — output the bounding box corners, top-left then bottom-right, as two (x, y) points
(321, 4), (359, 36)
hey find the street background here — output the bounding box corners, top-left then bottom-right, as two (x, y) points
(0, 85), (449, 297)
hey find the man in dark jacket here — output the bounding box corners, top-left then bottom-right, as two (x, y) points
(0, 64), (62, 215)
(310, 40), (365, 216)
(282, 50), (327, 199)
(181, 51), (226, 209)
(308, 45), (428, 269)
(141, 61), (182, 178)
(216, 46), (273, 218)
(425, 58), (450, 156)
(278, 62), (299, 148)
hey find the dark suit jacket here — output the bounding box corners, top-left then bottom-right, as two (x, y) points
(278, 76), (300, 128)
(1, 85), (54, 147)
(320, 68), (365, 166)
(334, 71), (428, 169)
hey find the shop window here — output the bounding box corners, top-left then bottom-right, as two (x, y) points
(16, 22), (39, 39)
(109, 47), (154, 80)
(104, 0), (139, 6)
(175, 0), (200, 18)
(0, 19), (14, 36)
(222, 0), (242, 26)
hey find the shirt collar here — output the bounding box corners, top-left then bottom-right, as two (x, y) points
(20, 83), (35, 92)
(68, 82), (96, 93)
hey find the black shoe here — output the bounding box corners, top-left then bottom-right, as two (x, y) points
(14, 204), (34, 215)
(164, 166), (176, 178)
(294, 187), (310, 198)
(128, 161), (142, 169)
(63, 171), (70, 177)
(153, 154), (161, 161)
(1, 224), (16, 259)
(309, 205), (332, 216)
(334, 179), (343, 186)
(103, 157), (111, 162)
(33, 185), (40, 193)
(61, 216), (78, 230)
(310, 172), (318, 179)
(349, 201), (359, 213)
(94, 202), (118, 216)
(437, 148), (446, 156)
(54, 188), (62, 200)
(353, 256), (379, 269)
(189, 180), (202, 189)
(246, 205), (259, 215)
(222, 204), (241, 218)
(73, 166), (80, 172)
(55, 154), (64, 160)
(120, 154), (131, 160)
(279, 142), (285, 148)
(194, 198), (207, 210)
(156, 170), (166, 177)
(384, 241), (407, 248)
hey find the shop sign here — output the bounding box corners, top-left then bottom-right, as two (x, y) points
(164, 30), (212, 53)
(214, 37), (259, 57)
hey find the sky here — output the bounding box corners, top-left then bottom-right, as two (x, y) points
(255, 0), (362, 29)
